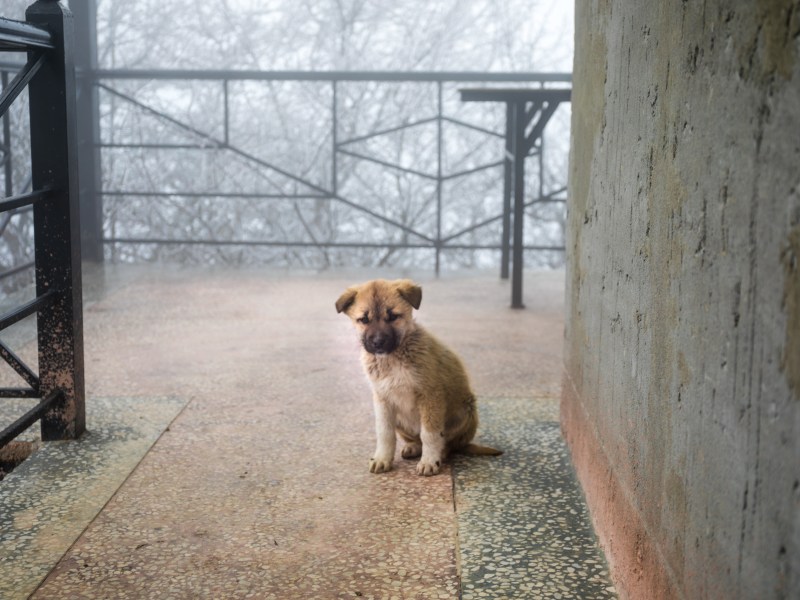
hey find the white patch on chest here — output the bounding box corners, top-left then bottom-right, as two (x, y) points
(369, 359), (420, 436)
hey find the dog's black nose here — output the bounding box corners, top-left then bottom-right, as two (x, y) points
(364, 331), (397, 354)
(370, 333), (389, 350)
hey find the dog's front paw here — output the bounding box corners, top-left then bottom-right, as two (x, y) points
(369, 456), (393, 474)
(416, 458), (441, 476)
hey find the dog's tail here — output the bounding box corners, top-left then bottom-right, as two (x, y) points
(458, 443), (503, 457)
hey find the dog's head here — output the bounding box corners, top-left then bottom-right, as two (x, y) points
(335, 279), (422, 355)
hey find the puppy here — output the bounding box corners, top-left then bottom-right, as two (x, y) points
(336, 278), (502, 476)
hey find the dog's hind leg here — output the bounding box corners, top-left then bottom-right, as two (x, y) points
(397, 426), (422, 459)
(401, 442), (422, 459)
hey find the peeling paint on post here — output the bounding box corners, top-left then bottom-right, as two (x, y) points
(26, 0), (86, 440)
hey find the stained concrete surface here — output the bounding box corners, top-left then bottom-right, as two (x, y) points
(454, 397), (616, 600)
(0, 397), (187, 598)
(566, 2), (800, 598)
(1, 266), (614, 598)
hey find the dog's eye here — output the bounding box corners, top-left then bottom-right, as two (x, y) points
(386, 311), (399, 322)
(358, 315), (370, 324)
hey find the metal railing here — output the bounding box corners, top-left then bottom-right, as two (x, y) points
(0, 0), (85, 449)
(2, 1), (571, 303)
(80, 69), (570, 275)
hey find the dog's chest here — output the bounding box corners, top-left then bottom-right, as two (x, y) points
(368, 359), (418, 412)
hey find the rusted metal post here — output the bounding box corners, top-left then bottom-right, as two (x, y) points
(26, 0), (86, 440)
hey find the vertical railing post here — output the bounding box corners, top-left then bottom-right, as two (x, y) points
(1, 71), (12, 198)
(331, 80), (338, 196)
(70, 0), (103, 262)
(500, 103), (513, 280)
(435, 81), (443, 275)
(223, 78), (230, 146)
(511, 101), (525, 309)
(26, 0), (86, 440)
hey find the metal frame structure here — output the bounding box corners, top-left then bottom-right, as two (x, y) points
(81, 70), (570, 280)
(461, 88), (572, 308)
(3, 1), (572, 308)
(0, 1), (85, 449)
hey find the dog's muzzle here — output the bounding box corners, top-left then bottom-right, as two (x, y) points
(363, 330), (398, 355)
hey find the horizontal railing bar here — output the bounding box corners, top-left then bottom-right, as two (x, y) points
(101, 191), (330, 199)
(0, 387), (39, 398)
(0, 18), (53, 51)
(338, 149), (437, 180)
(0, 290), (57, 332)
(442, 244), (565, 251)
(0, 189), (49, 213)
(0, 260), (35, 281)
(0, 339), (39, 391)
(99, 142), (223, 150)
(460, 88), (573, 103)
(103, 238), (439, 249)
(89, 69), (572, 83)
(102, 237), (565, 252)
(0, 390), (60, 448)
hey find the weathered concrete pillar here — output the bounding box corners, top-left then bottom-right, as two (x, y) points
(562, 1), (799, 598)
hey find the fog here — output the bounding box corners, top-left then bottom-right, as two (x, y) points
(1, 0), (573, 291)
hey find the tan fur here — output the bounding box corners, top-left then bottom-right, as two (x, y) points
(336, 278), (502, 476)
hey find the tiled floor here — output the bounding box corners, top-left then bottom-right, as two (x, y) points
(0, 267), (615, 599)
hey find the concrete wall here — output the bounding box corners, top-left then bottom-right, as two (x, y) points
(562, 1), (800, 599)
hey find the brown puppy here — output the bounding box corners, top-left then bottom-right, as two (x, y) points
(336, 278), (502, 476)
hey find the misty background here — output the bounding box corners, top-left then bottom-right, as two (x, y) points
(1, 0), (573, 294)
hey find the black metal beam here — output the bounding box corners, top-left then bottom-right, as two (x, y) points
(460, 88), (572, 104)
(511, 101), (526, 308)
(0, 387), (39, 399)
(0, 53), (46, 117)
(461, 86), (572, 307)
(92, 69), (572, 83)
(0, 16), (53, 51)
(102, 191), (329, 199)
(27, 0), (86, 441)
(501, 103), (513, 279)
(0, 339), (39, 391)
(0, 189), (49, 213)
(102, 237), (564, 252)
(0, 290), (56, 332)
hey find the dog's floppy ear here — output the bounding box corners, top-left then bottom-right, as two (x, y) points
(335, 287), (358, 314)
(395, 280), (422, 310)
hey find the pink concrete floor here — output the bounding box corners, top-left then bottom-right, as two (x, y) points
(5, 267), (568, 598)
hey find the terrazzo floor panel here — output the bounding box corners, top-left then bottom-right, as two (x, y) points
(453, 397), (617, 599)
(0, 396), (187, 599)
